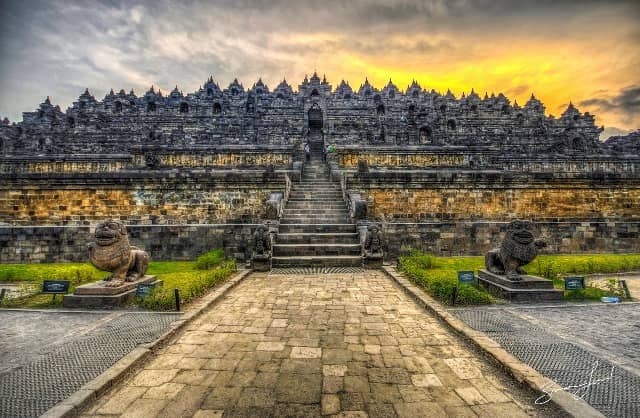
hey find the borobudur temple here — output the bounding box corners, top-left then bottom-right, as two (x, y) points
(0, 72), (638, 264)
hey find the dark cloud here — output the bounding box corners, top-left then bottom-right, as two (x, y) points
(579, 85), (640, 118)
(0, 0), (639, 124)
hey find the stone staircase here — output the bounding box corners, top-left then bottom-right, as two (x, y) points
(272, 159), (361, 267)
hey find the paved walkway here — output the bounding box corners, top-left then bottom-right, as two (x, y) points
(0, 310), (180, 418)
(451, 303), (640, 417)
(86, 271), (563, 418)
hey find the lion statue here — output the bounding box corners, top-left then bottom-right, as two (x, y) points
(88, 219), (150, 287)
(485, 219), (547, 280)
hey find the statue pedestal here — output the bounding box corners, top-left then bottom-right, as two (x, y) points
(62, 275), (160, 309)
(478, 270), (563, 303)
(363, 252), (383, 269)
(251, 255), (271, 272)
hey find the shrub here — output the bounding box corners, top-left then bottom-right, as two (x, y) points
(194, 248), (226, 270)
(398, 251), (494, 305)
(138, 259), (236, 310)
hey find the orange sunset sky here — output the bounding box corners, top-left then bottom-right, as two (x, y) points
(0, 0), (638, 139)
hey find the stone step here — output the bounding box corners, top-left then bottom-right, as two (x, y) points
(284, 206), (347, 212)
(287, 197), (345, 206)
(280, 217), (351, 224)
(282, 209), (349, 215)
(291, 190), (340, 194)
(287, 197), (343, 203)
(271, 255), (363, 267)
(285, 200), (346, 205)
(276, 233), (360, 244)
(291, 181), (342, 192)
(273, 244), (361, 257)
(279, 223), (357, 234)
(289, 191), (343, 197)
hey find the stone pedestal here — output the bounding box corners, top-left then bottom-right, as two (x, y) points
(478, 270), (563, 303)
(251, 256), (271, 272)
(62, 275), (160, 308)
(363, 253), (383, 269)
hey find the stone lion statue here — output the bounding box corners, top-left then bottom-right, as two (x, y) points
(485, 219), (547, 280)
(88, 219), (150, 287)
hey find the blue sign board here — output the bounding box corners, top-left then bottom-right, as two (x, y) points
(136, 282), (158, 298)
(565, 276), (585, 290)
(42, 280), (70, 294)
(457, 271), (475, 285)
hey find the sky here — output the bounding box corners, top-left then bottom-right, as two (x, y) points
(0, 0), (638, 139)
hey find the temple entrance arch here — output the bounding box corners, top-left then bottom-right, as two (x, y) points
(308, 104), (323, 132)
(307, 104), (324, 155)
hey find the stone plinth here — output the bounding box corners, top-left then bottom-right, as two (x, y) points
(251, 256), (271, 272)
(478, 270), (563, 303)
(63, 275), (160, 309)
(363, 253), (383, 269)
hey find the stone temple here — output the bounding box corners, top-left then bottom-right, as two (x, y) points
(0, 72), (638, 265)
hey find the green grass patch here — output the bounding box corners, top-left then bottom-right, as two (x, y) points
(564, 287), (609, 301)
(137, 259), (236, 310)
(1, 248), (237, 310)
(530, 254), (640, 281)
(398, 251), (493, 305)
(398, 251), (640, 305)
(0, 263), (107, 283)
(194, 248), (225, 270)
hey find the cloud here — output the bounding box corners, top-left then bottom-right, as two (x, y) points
(579, 85), (640, 124)
(0, 0), (639, 130)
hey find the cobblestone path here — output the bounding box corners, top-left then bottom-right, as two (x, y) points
(87, 271), (561, 418)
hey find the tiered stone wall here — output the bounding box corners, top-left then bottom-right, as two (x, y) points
(0, 224), (260, 263)
(382, 221), (640, 260)
(0, 146), (296, 174)
(343, 171), (640, 222)
(0, 171), (291, 225)
(339, 152), (466, 168)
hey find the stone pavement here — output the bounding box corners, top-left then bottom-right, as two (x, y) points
(0, 310), (180, 418)
(85, 271), (564, 418)
(451, 302), (640, 417)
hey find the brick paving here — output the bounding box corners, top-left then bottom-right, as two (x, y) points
(86, 271), (560, 417)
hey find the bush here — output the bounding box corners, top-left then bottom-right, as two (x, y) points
(398, 251), (494, 305)
(195, 248), (226, 270)
(138, 259), (236, 310)
(0, 263), (106, 284)
(564, 287), (608, 301)
(530, 254), (640, 277)
(398, 251), (640, 304)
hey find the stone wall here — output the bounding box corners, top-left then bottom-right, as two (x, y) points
(0, 224), (260, 263)
(0, 171), (292, 225)
(0, 146), (296, 174)
(339, 152), (466, 168)
(343, 171), (640, 222)
(382, 221), (640, 260)
(2, 221), (638, 264)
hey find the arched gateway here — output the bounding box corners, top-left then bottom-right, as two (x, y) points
(307, 104), (324, 154)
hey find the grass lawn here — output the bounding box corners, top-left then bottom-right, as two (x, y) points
(0, 249), (237, 310)
(398, 252), (640, 305)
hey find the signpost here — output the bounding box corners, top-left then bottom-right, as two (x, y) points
(42, 280), (71, 301)
(564, 276), (585, 290)
(136, 282), (158, 298)
(457, 271), (475, 285)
